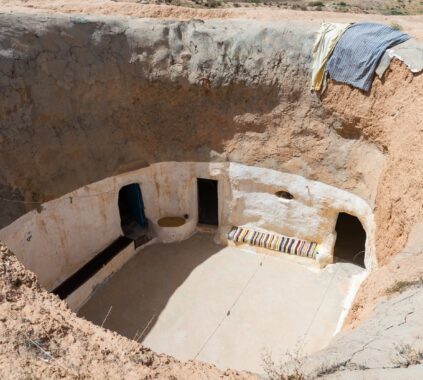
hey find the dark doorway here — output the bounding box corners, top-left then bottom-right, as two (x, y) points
(197, 178), (218, 225)
(334, 213), (366, 268)
(118, 183), (147, 238)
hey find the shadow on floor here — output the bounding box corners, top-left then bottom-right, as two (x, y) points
(78, 233), (222, 341)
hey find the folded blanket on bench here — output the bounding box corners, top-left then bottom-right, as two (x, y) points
(227, 226), (318, 259)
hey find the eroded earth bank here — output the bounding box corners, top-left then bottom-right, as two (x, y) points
(1, 4), (423, 379)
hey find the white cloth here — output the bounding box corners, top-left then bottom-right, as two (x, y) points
(311, 22), (351, 91)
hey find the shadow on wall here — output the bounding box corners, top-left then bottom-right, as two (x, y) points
(0, 18), (282, 229)
(0, 185), (29, 230)
(77, 233), (221, 340)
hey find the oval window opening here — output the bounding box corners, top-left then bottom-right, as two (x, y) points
(275, 190), (294, 200)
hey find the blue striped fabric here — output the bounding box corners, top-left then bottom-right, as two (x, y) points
(326, 23), (409, 91)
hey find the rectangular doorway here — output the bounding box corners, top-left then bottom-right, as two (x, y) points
(197, 178), (218, 225)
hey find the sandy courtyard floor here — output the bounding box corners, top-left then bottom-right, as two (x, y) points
(78, 233), (363, 375)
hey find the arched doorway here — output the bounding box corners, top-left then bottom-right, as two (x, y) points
(118, 183), (147, 239)
(334, 212), (366, 268)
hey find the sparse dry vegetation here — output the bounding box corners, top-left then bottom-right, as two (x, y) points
(262, 350), (349, 380)
(394, 344), (423, 367)
(262, 348), (306, 380)
(113, 0), (423, 13)
(390, 21), (404, 30)
(385, 277), (423, 296)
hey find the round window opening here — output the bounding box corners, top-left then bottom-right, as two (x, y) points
(275, 190), (294, 200)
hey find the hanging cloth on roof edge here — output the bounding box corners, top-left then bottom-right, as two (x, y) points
(325, 23), (410, 91)
(310, 22), (351, 92)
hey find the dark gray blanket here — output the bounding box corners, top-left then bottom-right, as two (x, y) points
(326, 23), (409, 91)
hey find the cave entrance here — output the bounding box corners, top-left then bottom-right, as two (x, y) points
(197, 178), (218, 226)
(118, 183), (146, 237)
(334, 212), (366, 268)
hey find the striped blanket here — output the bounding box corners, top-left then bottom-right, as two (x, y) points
(227, 226), (318, 259)
(325, 23), (409, 91)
